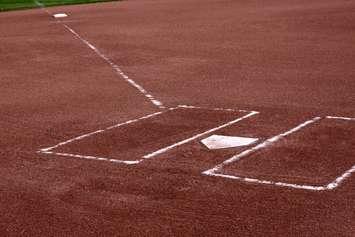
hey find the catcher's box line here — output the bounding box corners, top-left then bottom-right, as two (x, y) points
(204, 116), (355, 191)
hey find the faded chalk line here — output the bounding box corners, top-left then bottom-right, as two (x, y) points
(34, 0), (50, 14)
(203, 116), (355, 191)
(178, 105), (250, 113)
(34, 0), (164, 109)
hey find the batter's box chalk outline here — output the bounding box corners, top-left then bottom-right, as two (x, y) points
(38, 105), (258, 165)
(203, 116), (355, 191)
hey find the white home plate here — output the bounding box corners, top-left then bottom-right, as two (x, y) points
(201, 135), (258, 150)
(53, 13), (68, 18)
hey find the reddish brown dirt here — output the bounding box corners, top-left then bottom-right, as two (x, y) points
(1, 0), (355, 236)
(53, 107), (248, 161)
(222, 118), (355, 186)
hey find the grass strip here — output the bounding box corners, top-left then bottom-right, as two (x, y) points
(0, 0), (116, 11)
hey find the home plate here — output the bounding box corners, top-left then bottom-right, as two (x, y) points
(53, 13), (68, 18)
(201, 135), (258, 150)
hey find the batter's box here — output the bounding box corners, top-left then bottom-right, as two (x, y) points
(38, 105), (258, 164)
(203, 116), (355, 191)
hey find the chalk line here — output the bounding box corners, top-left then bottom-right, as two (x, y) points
(326, 116), (355, 121)
(41, 151), (141, 164)
(39, 105), (257, 164)
(34, 0), (164, 109)
(324, 116), (355, 189)
(203, 117), (325, 191)
(208, 173), (327, 191)
(203, 116), (321, 174)
(326, 164), (355, 190)
(178, 105), (250, 113)
(143, 110), (259, 159)
(38, 108), (176, 164)
(39, 108), (177, 153)
(204, 116), (355, 191)
(63, 24), (164, 109)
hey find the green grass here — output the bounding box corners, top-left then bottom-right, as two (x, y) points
(0, 0), (116, 11)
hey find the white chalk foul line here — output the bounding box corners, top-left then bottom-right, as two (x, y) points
(61, 24), (165, 109)
(143, 110), (259, 159)
(34, 0), (164, 109)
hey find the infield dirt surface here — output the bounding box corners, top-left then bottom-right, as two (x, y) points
(1, 0), (355, 236)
